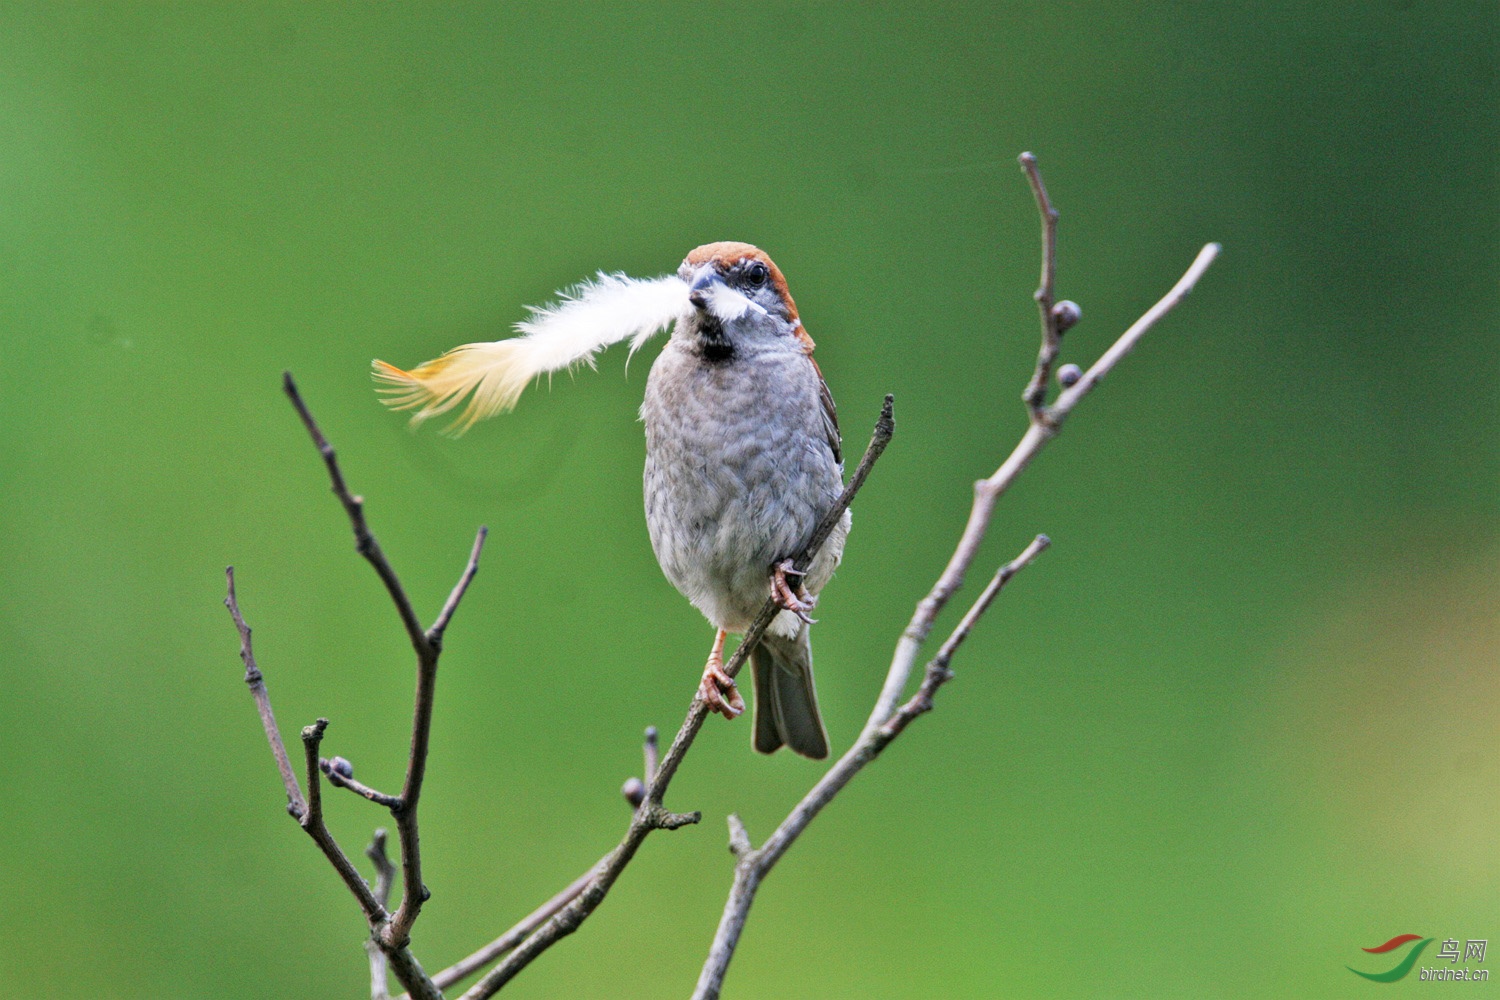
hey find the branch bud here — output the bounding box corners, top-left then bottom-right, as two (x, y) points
(1057, 363), (1083, 388)
(1052, 300), (1082, 334)
(621, 777), (646, 809)
(328, 756), (354, 779)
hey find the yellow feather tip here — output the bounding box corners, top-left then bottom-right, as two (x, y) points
(372, 342), (533, 434)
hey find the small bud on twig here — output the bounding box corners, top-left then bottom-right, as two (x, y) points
(622, 777), (646, 809)
(1057, 363), (1082, 388)
(328, 756), (355, 779)
(1052, 300), (1081, 333)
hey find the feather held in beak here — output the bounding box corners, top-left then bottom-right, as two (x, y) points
(373, 271), (691, 432)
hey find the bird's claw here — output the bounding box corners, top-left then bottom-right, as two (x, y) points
(700, 658), (744, 720)
(771, 559), (818, 625)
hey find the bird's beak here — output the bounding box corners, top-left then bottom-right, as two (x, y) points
(687, 265), (723, 310)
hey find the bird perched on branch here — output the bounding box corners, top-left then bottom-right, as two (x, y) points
(374, 242), (847, 759)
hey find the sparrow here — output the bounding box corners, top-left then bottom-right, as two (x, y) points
(373, 242), (848, 759)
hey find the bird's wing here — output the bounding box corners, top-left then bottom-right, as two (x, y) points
(809, 354), (842, 468)
(792, 319), (841, 468)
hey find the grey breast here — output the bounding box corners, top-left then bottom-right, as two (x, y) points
(642, 343), (838, 631)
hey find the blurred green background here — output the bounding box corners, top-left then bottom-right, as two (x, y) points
(1, 3), (1494, 997)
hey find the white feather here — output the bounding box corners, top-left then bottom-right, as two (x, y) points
(701, 280), (767, 321)
(374, 272), (688, 432)
(516, 271), (691, 362)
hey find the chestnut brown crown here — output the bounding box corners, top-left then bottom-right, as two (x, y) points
(681, 241), (814, 353)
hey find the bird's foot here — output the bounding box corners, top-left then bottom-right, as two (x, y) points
(771, 559), (818, 624)
(700, 651), (744, 720)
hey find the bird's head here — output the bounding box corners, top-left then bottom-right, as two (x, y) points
(676, 242), (814, 361)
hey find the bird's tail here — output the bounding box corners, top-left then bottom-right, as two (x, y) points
(750, 626), (830, 760)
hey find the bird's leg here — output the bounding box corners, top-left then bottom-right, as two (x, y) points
(699, 629), (744, 719)
(770, 559), (817, 624)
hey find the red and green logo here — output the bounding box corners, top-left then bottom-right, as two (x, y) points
(1348, 934), (1433, 982)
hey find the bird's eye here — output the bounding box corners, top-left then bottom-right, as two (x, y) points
(744, 261), (769, 288)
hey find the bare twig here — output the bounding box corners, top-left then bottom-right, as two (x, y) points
(325, 761), (404, 810)
(225, 569), (442, 999)
(1019, 151), (1061, 418)
(866, 251), (1218, 731)
(691, 152), (1220, 999)
(725, 814), (752, 860)
(622, 726), (659, 809)
(224, 581), (386, 925)
(395, 858), (606, 997)
(368, 829), (396, 909)
(285, 371), (429, 653)
(693, 536), (1050, 999)
(229, 378), (487, 1000)
(367, 831), (396, 1000)
(381, 521), (487, 946)
(223, 567), (304, 819)
(281, 373), (488, 951)
(455, 396), (896, 1000)
(1050, 243), (1220, 420)
(296, 719), (388, 926)
(389, 526), (488, 947)
(430, 526), (488, 648)
(877, 535), (1052, 737)
(283, 371), (428, 653)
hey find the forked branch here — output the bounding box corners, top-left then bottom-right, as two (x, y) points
(283, 372), (489, 949)
(226, 376), (491, 1000)
(691, 151), (1221, 999)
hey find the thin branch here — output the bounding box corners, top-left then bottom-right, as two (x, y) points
(429, 527), (489, 648)
(297, 719), (388, 926)
(388, 529), (489, 949)
(223, 582), (387, 927)
(1019, 151), (1061, 418)
(368, 829), (397, 908)
(693, 152), (1221, 999)
(622, 726), (659, 809)
(692, 536), (1050, 1000)
(454, 396), (896, 1000)
(811, 394), (896, 564)
(224, 567), (305, 819)
(325, 761), (404, 810)
(383, 950), (442, 1000)
(725, 814), (752, 860)
(295, 737), (442, 1000)
(866, 238), (1220, 735)
(225, 567), (442, 1000)
(1051, 242), (1221, 421)
(398, 858), (606, 996)
(283, 371), (428, 655)
(230, 378), (485, 1000)
(282, 373), (489, 951)
(878, 535), (1052, 738)
(366, 830), (395, 1000)
(369, 941), (392, 1000)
